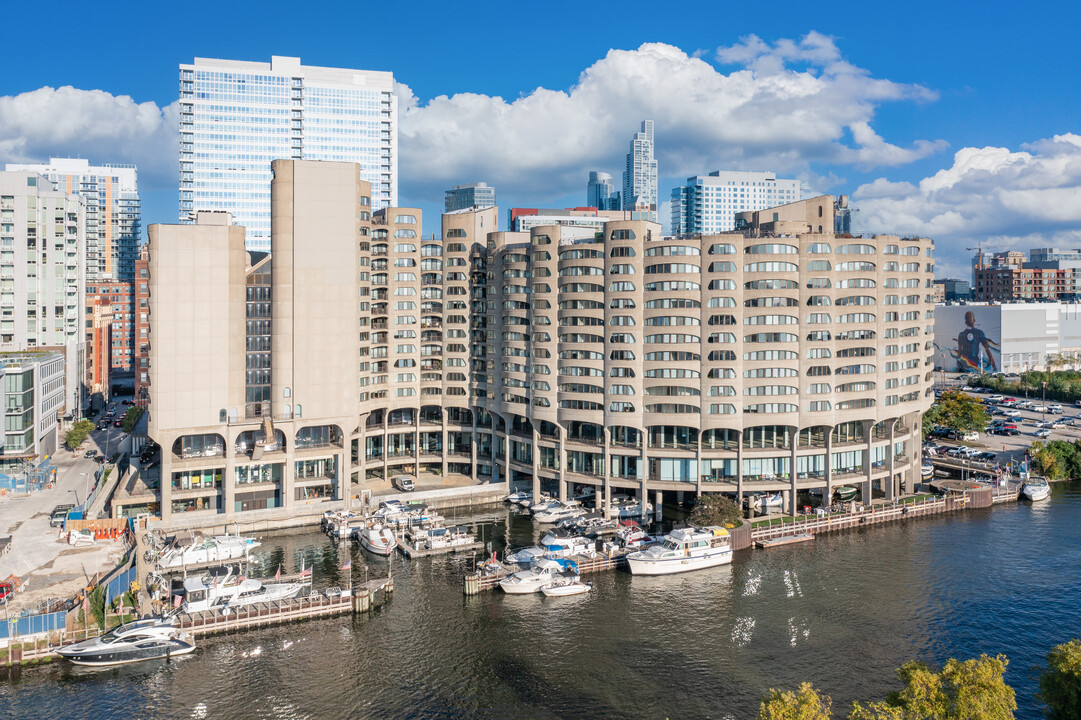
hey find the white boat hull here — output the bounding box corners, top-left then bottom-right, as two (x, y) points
(499, 578), (552, 594)
(64, 641), (196, 666)
(541, 582), (591, 597)
(627, 548), (733, 576)
(1023, 485), (1050, 501)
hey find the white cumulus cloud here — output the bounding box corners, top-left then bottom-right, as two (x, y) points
(399, 34), (946, 201)
(854, 134), (1081, 276)
(0, 86), (178, 187)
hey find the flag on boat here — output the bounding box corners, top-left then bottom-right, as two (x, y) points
(275, 563), (281, 581)
(173, 593), (182, 608)
(340, 560), (351, 571)
(299, 567), (312, 578)
(238, 575), (246, 583)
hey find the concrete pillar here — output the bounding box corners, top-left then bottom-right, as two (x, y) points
(864, 421), (874, 505)
(887, 421), (897, 500)
(654, 490), (662, 520)
(640, 477), (649, 521)
(824, 429), (833, 508)
(441, 424), (449, 480)
(736, 441), (744, 506)
(382, 416), (389, 487)
(557, 434), (567, 502)
(695, 435), (703, 499)
(603, 427), (613, 518)
(470, 420), (478, 484)
(504, 432), (513, 497)
(789, 430), (798, 517)
(223, 429), (236, 521)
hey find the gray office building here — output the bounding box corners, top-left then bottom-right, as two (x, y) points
(445, 182), (496, 212)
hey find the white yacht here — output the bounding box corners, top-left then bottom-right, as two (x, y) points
(529, 498), (562, 514)
(607, 499), (653, 519)
(180, 566), (307, 614)
(1022, 476), (1051, 502)
(57, 618), (195, 667)
(357, 526), (397, 555)
(505, 546), (548, 566)
(158, 533), (260, 569)
(504, 489), (531, 504)
(541, 576), (592, 597)
(626, 527), (733, 576)
(499, 558), (576, 594)
(615, 521), (656, 550)
(533, 500), (587, 524)
(519, 492), (547, 508)
(539, 530), (596, 559)
(411, 525), (475, 550)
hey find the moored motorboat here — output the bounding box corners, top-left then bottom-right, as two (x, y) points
(356, 526), (397, 555)
(158, 533), (260, 569)
(541, 575), (592, 597)
(1022, 476), (1051, 501)
(534, 500), (587, 524)
(56, 618), (195, 667)
(538, 530), (596, 559)
(499, 558), (576, 594)
(180, 565), (307, 614)
(615, 520), (656, 549)
(607, 499), (653, 519)
(921, 463), (934, 480)
(627, 526), (733, 576)
(504, 489), (531, 504)
(834, 486), (859, 503)
(505, 546), (547, 565)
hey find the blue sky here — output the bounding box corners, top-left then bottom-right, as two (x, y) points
(3, 0), (1080, 277)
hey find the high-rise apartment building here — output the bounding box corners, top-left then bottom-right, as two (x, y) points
(4, 158), (140, 282)
(445, 183), (496, 212)
(178, 56), (397, 252)
(122, 161), (934, 527)
(133, 245), (150, 406)
(0, 171), (85, 414)
(508, 207), (632, 233)
(671, 170), (800, 236)
(622, 120), (658, 223)
(586, 171), (620, 211)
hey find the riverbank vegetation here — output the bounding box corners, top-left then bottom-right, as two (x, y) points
(757, 640), (1081, 719)
(921, 390), (989, 439)
(1029, 440), (1081, 481)
(970, 366), (1081, 404)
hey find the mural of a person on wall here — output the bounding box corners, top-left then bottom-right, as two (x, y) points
(955, 310), (998, 372)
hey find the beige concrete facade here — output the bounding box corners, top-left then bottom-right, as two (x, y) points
(133, 177), (935, 527)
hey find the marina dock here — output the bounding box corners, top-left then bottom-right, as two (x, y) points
(463, 551), (629, 595)
(756, 532), (814, 549)
(397, 537), (484, 558)
(176, 578), (393, 637)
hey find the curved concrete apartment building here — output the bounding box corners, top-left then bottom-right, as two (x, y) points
(483, 202), (935, 515)
(129, 160), (934, 528)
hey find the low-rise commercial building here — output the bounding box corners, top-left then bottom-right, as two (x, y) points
(934, 302), (1081, 373)
(0, 351), (66, 475)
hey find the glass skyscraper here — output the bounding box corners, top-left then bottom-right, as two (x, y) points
(179, 56), (397, 252)
(671, 170), (801, 235)
(622, 120), (658, 223)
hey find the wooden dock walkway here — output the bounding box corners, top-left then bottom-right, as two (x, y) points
(464, 551), (629, 594)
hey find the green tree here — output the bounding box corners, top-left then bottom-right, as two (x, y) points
(930, 390), (990, 435)
(758, 682), (832, 720)
(871, 655), (1015, 720)
(688, 494), (742, 528)
(64, 419), (96, 450)
(120, 406), (144, 433)
(1039, 639), (1081, 720)
(848, 704), (903, 719)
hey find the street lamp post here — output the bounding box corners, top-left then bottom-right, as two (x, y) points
(79, 472), (88, 508)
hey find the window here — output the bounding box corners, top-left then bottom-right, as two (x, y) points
(646, 280), (700, 292)
(836, 244), (876, 255)
(645, 263), (700, 274)
(611, 229), (636, 240)
(745, 332), (797, 343)
(744, 314), (797, 325)
(709, 243), (736, 254)
(647, 298), (700, 308)
(708, 261), (736, 272)
(646, 245), (699, 256)
(609, 246), (636, 257)
(836, 261), (876, 271)
(807, 243), (832, 254)
(745, 262), (798, 273)
(746, 243), (798, 255)
(745, 279), (797, 290)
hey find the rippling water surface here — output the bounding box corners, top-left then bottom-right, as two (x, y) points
(5, 486), (1080, 719)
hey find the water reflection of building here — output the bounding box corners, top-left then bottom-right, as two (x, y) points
(125, 161), (934, 527)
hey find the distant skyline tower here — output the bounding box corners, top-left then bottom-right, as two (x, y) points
(586, 171), (620, 211)
(622, 120), (658, 223)
(178, 55), (398, 252)
(445, 182), (496, 212)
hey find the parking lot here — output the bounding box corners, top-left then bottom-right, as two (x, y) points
(926, 385), (1077, 469)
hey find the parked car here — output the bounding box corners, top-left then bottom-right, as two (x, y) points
(84, 450), (97, 458)
(392, 475), (415, 492)
(1035, 429), (1052, 438)
(1031, 405), (1048, 413)
(976, 452), (997, 462)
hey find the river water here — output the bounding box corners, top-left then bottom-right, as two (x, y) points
(4, 486), (1080, 720)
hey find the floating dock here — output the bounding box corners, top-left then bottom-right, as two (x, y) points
(463, 551), (629, 595)
(756, 532), (813, 549)
(397, 538), (484, 558)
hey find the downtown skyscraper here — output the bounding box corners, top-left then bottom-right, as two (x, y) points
(622, 120), (658, 223)
(178, 56), (397, 252)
